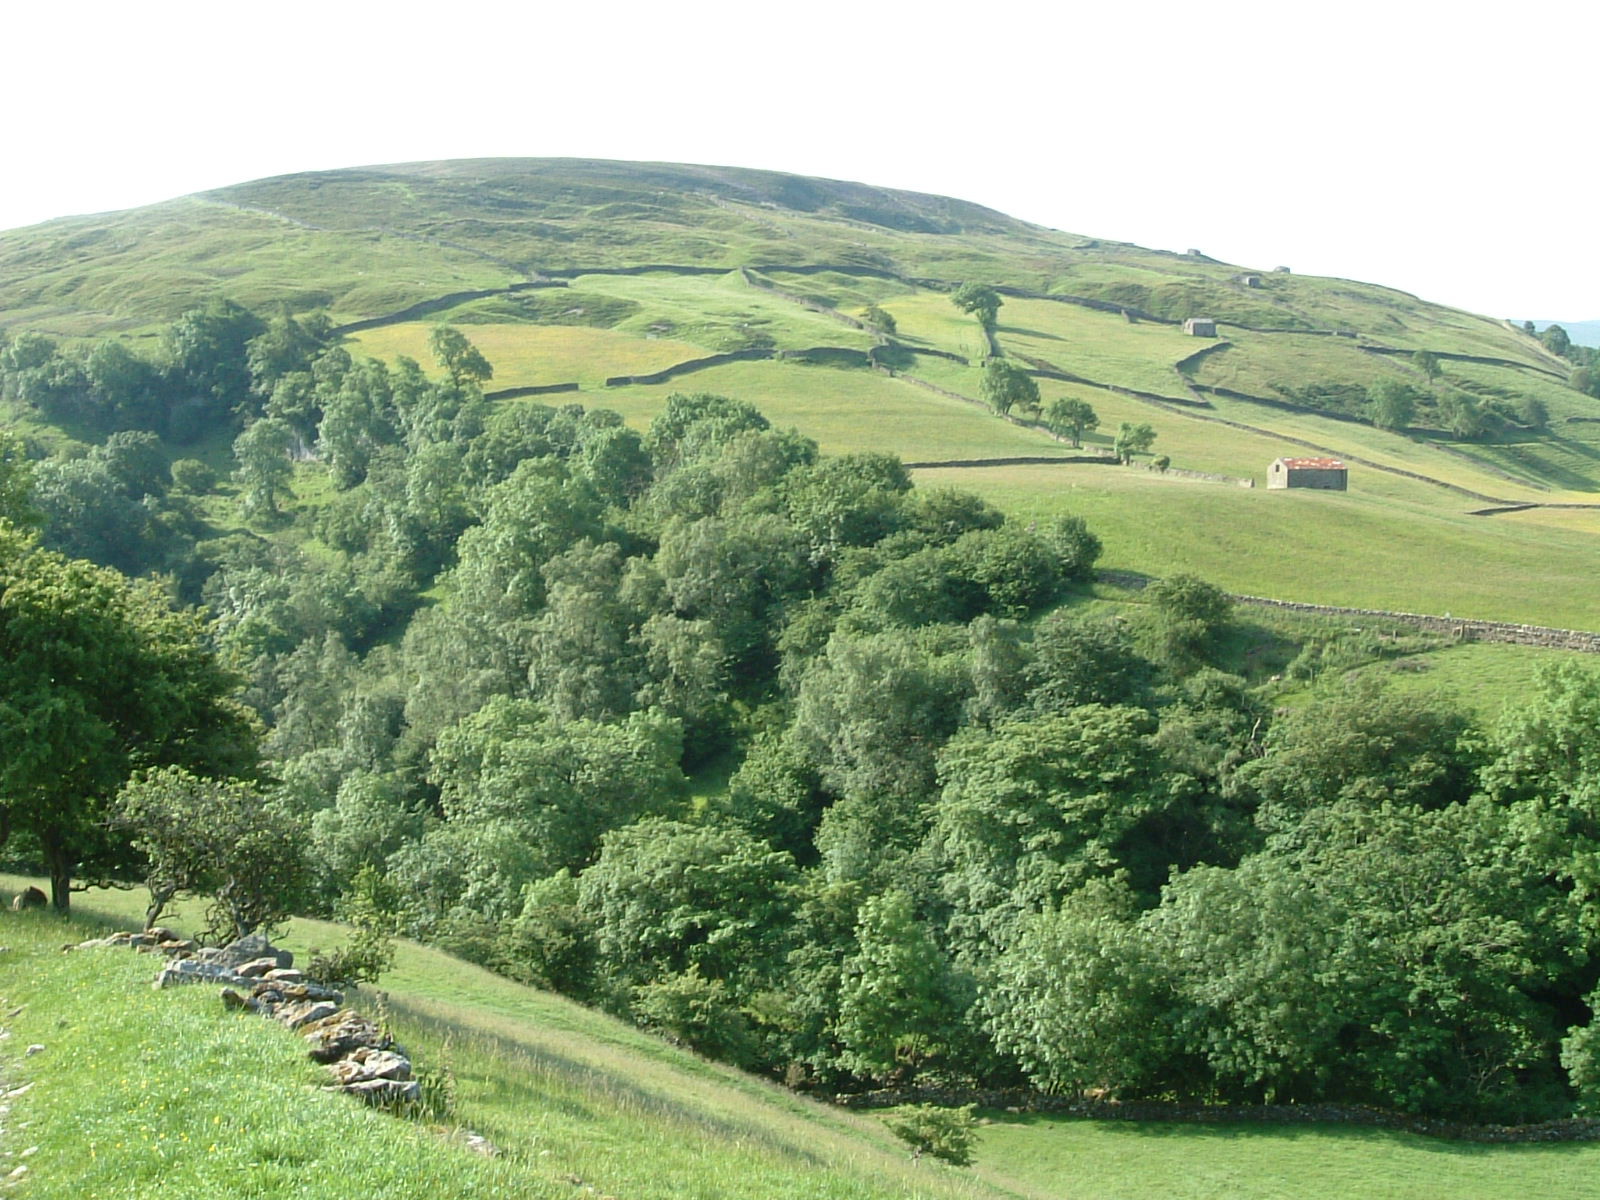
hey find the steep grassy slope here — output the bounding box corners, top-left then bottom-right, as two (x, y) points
(7, 882), (1598, 1200)
(0, 894), (1011, 1200)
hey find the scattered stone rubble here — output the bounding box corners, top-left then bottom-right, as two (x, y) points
(71, 929), (419, 1105)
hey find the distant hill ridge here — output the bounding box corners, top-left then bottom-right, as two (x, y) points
(0, 156), (1505, 343)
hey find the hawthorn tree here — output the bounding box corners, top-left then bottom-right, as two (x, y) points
(1045, 397), (1099, 446)
(430, 324), (494, 388)
(233, 416), (296, 517)
(1114, 422), (1156, 464)
(951, 283), (1002, 330)
(115, 765), (309, 939)
(980, 359), (1039, 416)
(1366, 379), (1417, 431)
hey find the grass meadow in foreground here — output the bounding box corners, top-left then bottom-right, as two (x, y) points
(0, 909), (555, 1200)
(972, 1111), (1600, 1200)
(8, 885), (1600, 1199)
(0, 891), (1006, 1200)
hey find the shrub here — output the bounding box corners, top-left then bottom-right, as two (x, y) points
(885, 1104), (978, 1166)
(305, 865), (399, 988)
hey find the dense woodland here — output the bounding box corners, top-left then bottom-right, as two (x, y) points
(5, 305), (1600, 1125)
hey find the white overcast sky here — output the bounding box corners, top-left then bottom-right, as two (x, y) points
(2, 1), (1593, 319)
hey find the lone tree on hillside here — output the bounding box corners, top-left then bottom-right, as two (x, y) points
(232, 416), (296, 517)
(981, 359), (1039, 416)
(115, 766), (310, 939)
(951, 283), (1002, 330)
(1114, 421), (1157, 464)
(430, 324), (494, 388)
(1411, 350), (1442, 385)
(1045, 397), (1099, 447)
(860, 304), (898, 335)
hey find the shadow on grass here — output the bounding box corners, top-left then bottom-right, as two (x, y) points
(998, 324), (1067, 343)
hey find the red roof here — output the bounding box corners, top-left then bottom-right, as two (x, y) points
(1277, 457), (1346, 470)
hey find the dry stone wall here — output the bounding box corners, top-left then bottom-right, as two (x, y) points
(70, 930), (423, 1106)
(1098, 570), (1600, 652)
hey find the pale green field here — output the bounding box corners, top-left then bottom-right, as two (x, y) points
(759, 269), (921, 312)
(1491, 506), (1600, 535)
(580, 271), (882, 353)
(881, 292), (992, 360)
(349, 322), (707, 388)
(995, 299), (1203, 394)
(917, 462), (1600, 628)
(976, 1112), (1599, 1200)
(596, 359), (1080, 462)
(1191, 330), (1403, 397)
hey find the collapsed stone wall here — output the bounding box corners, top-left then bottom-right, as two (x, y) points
(71, 931), (424, 1107)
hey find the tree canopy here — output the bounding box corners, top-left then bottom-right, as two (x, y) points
(0, 531), (257, 909)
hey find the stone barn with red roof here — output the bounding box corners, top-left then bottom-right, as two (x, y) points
(1268, 457), (1347, 490)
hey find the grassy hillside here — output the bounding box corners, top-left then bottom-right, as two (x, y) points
(6, 882), (1599, 1200)
(0, 891), (1007, 1200)
(3, 156), (1599, 628)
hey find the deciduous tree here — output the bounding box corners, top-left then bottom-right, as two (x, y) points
(951, 283), (1002, 330)
(980, 359), (1038, 416)
(1044, 397), (1098, 446)
(0, 533), (256, 910)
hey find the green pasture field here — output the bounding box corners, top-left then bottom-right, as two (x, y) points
(995, 299), (1205, 395)
(916, 462), (1600, 629)
(1025, 383), (1310, 481)
(1279, 275), (1559, 363)
(0, 912), (996, 1200)
(348, 322), (707, 390)
(897, 356), (987, 400)
(1012, 380), (1529, 510)
(973, 1110), (1599, 1200)
(1351, 640), (1599, 718)
(0, 885), (1006, 1200)
(1491, 505), (1600, 535)
(573, 271), (883, 354)
(758, 270), (922, 313)
(1193, 392), (1566, 502)
(8, 881), (1599, 1200)
(1189, 330), (1405, 398)
(593, 359), (1080, 463)
(879, 292), (993, 361)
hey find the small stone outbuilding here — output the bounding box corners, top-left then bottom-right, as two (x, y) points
(1235, 274), (1263, 288)
(1183, 318), (1218, 337)
(1268, 457), (1347, 490)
